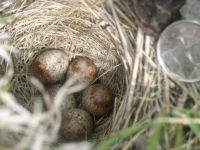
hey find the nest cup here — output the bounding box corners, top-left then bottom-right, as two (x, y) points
(1, 0), (129, 147)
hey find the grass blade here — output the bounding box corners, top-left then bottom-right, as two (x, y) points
(146, 122), (164, 150)
(0, 17), (14, 23)
(94, 122), (151, 150)
(180, 108), (200, 118)
(189, 124), (200, 140)
(174, 125), (184, 150)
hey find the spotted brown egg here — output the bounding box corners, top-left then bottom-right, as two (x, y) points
(60, 109), (93, 140)
(82, 84), (113, 116)
(67, 57), (98, 85)
(33, 50), (69, 84)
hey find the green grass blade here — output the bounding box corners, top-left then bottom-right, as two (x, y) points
(94, 122), (151, 150)
(146, 122), (164, 150)
(2, 84), (11, 92)
(0, 84), (11, 104)
(189, 124), (200, 140)
(174, 125), (184, 150)
(0, 17), (15, 23)
(146, 109), (169, 150)
(180, 108), (200, 118)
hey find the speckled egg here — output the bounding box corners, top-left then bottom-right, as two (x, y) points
(67, 57), (98, 85)
(82, 84), (113, 116)
(60, 109), (93, 140)
(33, 50), (69, 84)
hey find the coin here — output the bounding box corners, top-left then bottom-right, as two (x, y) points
(157, 20), (200, 82)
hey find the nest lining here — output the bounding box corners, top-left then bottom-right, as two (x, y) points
(1, 0), (128, 146)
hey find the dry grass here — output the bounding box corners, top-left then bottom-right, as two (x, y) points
(100, 0), (200, 149)
(1, 0), (200, 150)
(1, 0), (127, 149)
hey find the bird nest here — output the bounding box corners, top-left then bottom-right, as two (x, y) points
(2, 0), (199, 150)
(0, 0), (129, 149)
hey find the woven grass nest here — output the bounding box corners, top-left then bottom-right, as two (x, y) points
(7, 0), (126, 111)
(1, 0), (128, 149)
(1, 0), (200, 150)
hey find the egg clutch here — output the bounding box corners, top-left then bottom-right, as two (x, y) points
(33, 49), (114, 140)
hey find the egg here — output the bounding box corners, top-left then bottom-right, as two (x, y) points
(60, 109), (93, 140)
(67, 57), (98, 85)
(47, 84), (76, 114)
(82, 84), (113, 116)
(33, 49), (69, 84)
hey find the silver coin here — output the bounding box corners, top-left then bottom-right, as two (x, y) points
(157, 20), (200, 82)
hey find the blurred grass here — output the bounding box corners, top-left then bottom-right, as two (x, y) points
(0, 84), (11, 104)
(189, 124), (200, 140)
(174, 125), (184, 150)
(0, 16), (12, 104)
(147, 122), (165, 150)
(147, 110), (168, 150)
(2, 84), (11, 92)
(94, 108), (200, 150)
(94, 122), (151, 150)
(180, 108), (200, 118)
(0, 16), (14, 23)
